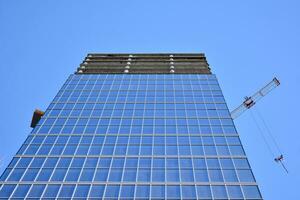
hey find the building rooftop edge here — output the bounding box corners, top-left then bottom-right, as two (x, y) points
(76, 53), (211, 74)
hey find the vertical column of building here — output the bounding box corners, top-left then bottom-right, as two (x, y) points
(170, 55), (175, 73)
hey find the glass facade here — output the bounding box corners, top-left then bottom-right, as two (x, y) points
(0, 74), (262, 199)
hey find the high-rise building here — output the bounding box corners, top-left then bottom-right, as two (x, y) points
(0, 53), (262, 199)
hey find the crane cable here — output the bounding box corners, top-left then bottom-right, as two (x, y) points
(249, 109), (275, 158)
(250, 106), (288, 173)
(255, 106), (283, 155)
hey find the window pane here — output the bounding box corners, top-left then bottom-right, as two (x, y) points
(58, 184), (75, 197)
(0, 184), (16, 198)
(94, 168), (109, 181)
(223, 170), (238, 182)
(242, 186), (262, 199)
(37, 169), (52, 181)
(109, 169), (123, 182)
(74, 184), (90, 197)
(123, 169), (137, 182)
(227, 186), (243, 199)
(120, 185), (135, 198)
(51, 168), (67, 181)
(182, 185), (196, 199)
(104, 185), (120, 198)
(234, 158), (250, 169)
(212, 185), (228, 199)
(151, 185), (165, 198)
(65, 168), (81, 181)
(237, 170), (255, 182)
(136, 185), (150, 198)
(22, 169), (39, 181)
(195, 170), (209, 182)
(167, 185), (181, 199)
(8, 169), (25, 181)
(138, 169), (150, 181)
(197, 186), (212, 199)
(80, 168), (95, 181)
(181, 169), (194, 181)
(27, 184), (46, 198)
(152, 169), (165, 182)
(209, 170), (224, 182)
(43, 185), (60, 198)
(12, 184), (31, 198)
(89, 185), (104, 198)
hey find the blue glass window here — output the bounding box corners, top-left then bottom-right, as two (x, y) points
(22, 168), (39, 181)
(44, 157), (58, 167)
(234, 158), (250, 169)
(36, 168), (52, 181)
(136, 185), (150, 198)
(167, 185), (181, 198)
(242, 185), (261, 198)
(74, 184), (90, 198)
(237, 170), (255, 182)
(123, 169), (137, 182)
(8, 169), (25, 181)
(182, 185), (196, 199)
(223, 170), (238, 182)
(51, 168), (67, 181)
(138, 169), (151, 181)
(152, 169), (165, 182)
(16, 158), (32, 168)
(30, 158), (45, 168)
(89, 185), (105, 198)
(43, 185), (60, 198)
(195, 170), (209, 182)
(227, 185), (244, 199)
(57, 158), (71, 168)
(212, 185), (228, 199)
(58, 184), (75, 197)
(12, 184), (31, 198)
(181, 169), (194, 181)
(104, 185), (120, 198)
(197, 185), (212, 199)
(27, 184), (46, 198)
(0, 184), (16, 198)
(109, 169), (123, 182)
(209, 170), (224, 182)
(151, 185), (165, 199)
(65, 168), (81, 181)
(120, 185), (135, 198)
(80, 168), (95, 181)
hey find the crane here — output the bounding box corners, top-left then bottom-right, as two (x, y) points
(230, 77), (280, 119)
(230, 77), (288, 173)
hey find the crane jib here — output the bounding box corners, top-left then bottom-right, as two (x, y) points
(230, 77), (280, 119)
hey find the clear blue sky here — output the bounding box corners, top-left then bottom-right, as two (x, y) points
(0, 1), (299, 199)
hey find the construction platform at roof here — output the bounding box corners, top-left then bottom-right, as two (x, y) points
(76, 53), (211, 74)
